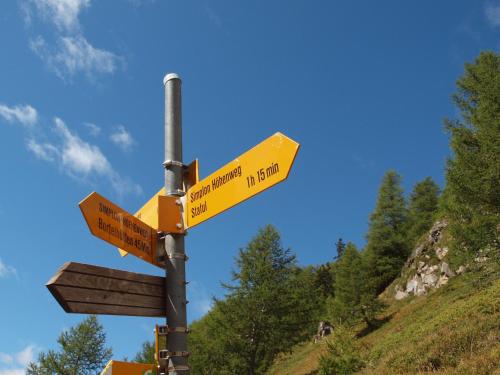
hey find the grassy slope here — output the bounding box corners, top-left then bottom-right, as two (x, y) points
(268, 265), (499, 375)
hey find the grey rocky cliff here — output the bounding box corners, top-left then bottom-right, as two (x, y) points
(392, 220), (461, 300)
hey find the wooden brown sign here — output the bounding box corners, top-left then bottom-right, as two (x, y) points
(79, 191), (160, 267)
(47, 262), (166, 317)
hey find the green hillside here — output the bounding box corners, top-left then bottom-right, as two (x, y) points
(269, 262), (499, 375)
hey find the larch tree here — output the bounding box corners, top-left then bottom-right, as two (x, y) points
(443, 51), (500, 257)
(407, 177), (440, 246)
(363, 170), (409, 294)
(26, 316), (112, 375)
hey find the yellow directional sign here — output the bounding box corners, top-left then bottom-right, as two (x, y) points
(135, 188), (166, 229)
(79, 192), (159, 267)
(117, 187), (164, 257)
(184, 132), (299, 228)
(117, 159), (199, 257)
(100, 360), (156, 375)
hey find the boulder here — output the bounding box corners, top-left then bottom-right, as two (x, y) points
(435, 247), (449, 260)
(395, 290), (408, 300)
(422, 273), (438, 287)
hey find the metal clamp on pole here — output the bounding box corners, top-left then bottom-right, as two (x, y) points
(159, 350), (190, 359)
(157, 325), (190, 335)
(163, 160), (186, 169)
(165, 252), (189, 261)
(166, 189), (185, 197)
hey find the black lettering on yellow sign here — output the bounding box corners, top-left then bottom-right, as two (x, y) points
(190, 166), (243, 204)
(98, 218), (151, 255)
(191, 201), (207, 218)
(246, 162), (280, 188)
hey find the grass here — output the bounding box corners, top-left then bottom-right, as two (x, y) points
(268, 264), (500, 374)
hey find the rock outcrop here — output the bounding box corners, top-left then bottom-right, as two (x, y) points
(392, 220), (462, 300)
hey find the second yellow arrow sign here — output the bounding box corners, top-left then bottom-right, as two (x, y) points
(183, 132), (300, 228)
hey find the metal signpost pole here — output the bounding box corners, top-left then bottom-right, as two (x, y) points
(163, 73), (188, 374)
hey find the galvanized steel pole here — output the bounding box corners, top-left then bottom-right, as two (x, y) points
(163, 73), (189, 374)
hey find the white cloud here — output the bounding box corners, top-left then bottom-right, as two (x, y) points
(24, 0), (122, 82)
(0, 345), (39, 375)
(0, 369), (25, 375)
(486, 2), (500, 26)
(15, 346), (35, 367)
(26, 117), (141, 196)
(54, 117), (111, 175)
(110, 125), (134, 151)
(84, 122), (101, 136)
(30, 0), (90, 31)
(0, 259), (17, 279)
(30, 35), (120, 80)
(0, 104), (38, 127)
(3, 103), (140, 197)
(27, 139), (59, 162)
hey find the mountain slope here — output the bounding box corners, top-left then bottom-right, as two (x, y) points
(268, 227), (500, 374)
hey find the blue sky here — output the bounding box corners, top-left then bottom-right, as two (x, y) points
(0, 0), (499, 372)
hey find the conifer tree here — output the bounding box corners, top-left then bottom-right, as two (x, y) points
(189, 225), (315, 374)
(364, 170), (408, 294)
(443, 51), (500, 256)
(315, 263), (334, 298)
(27, 316), (112, 375)
(335, 238), (346, 259)
(329, 243), (362, 324)
(133, 341), (155, 364)
(407, 177), (440, 246)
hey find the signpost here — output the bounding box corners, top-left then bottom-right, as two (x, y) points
(79, 191), (160, 267)
(47, 262), (166, 317)
(47, 73), (300, 374)
(183, 132), (299, 228)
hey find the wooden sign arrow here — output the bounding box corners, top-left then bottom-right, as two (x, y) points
(47, 262), (166, 317)
(183, 132), (300, 228)
(79, 191), (160, 267)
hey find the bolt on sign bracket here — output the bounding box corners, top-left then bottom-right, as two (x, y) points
(158, 195), (184, 233)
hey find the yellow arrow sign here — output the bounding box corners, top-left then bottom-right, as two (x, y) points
(79, 192), (159, 267)
(100, 360), (157, 375)
(117, 159), (199, 257)
(184, 132), (299, 228)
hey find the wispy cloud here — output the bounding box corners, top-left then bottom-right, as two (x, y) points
(0, 104), (38, 127)
(0, 345), (39, 375)
(30, 35), (121, 81)
(204, 5), (223, 29)
(53, 117), (111, 175)
(3, 102), (141, 197)
(27, 117), (141, 196)
(15, 346), (35, 368)
(23, 0), (122, 81)
(27, 138), (59, 162)
(485, 2), (500, 26)
(110, 125), (134, 151)
(84, 122), (101, 137)
(0, 258), (17, 279)
(29, 0), (90, 32)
